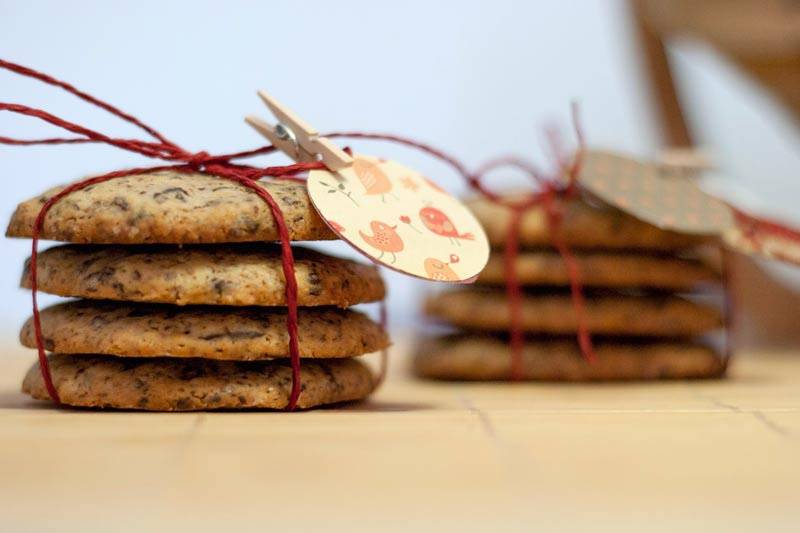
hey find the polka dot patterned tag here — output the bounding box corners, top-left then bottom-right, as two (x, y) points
(579, 150), (734, 235)
(307, 153), (490, 282)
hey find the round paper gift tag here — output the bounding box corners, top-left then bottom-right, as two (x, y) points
(580, 150), (734, 235)
(308, 154), (490, 282)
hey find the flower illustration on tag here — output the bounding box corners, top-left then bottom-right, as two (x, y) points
(423, 254), (460, 281)
(353, 158), (397, 202)
(399, 214), (422, 234)
(419, 206), (474, 245)
(359, 220), (404, 264)
(317, 179), (358, 206)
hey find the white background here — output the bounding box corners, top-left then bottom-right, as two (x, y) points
(1, 0), (798, 335)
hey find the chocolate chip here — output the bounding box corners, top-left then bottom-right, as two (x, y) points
(212, 279), (230, 296)
(111, 196), (130, 211)
(199, 330), (263, 341)
(178, 366), (203, 381)
(153, 187), (190, 204)
(307, 271), (322, 297)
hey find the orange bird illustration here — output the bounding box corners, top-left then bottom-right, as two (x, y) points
(359, 220), (404, 264)
(419, 206), (474, 245)
(353, 158), (396, 202)
(423, 254), (460, 281)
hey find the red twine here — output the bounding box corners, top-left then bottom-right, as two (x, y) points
(733, 208), (800, 266)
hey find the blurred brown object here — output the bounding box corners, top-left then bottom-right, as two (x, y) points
(729, 251), (800, 349)
(633, 0), (800, 136)
(630, 0), (800, 350)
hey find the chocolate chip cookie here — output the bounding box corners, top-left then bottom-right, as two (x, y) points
(23, 354), (374, 410)
(23, 244), (384, 307)
(21, 300), (390, 360)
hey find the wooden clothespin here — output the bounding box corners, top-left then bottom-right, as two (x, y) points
(658, 147), (713, 177)
(246, 91), (353, 171)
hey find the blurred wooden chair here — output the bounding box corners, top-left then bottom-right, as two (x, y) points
(630, 0), (800, 349)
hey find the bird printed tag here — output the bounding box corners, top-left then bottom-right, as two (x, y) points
(307, 153), (490, 282)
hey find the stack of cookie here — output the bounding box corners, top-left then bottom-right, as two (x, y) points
(415, 195), (726, 381)
(7, 170), (389, 410)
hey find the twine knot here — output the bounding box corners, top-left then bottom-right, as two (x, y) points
(187, 150), (212, 169)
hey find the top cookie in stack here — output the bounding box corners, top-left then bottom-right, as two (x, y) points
(415, 194), (726, 381)
(7, 170), (390, 410)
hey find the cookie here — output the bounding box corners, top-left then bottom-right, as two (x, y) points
(413, 335), (725, 381)
(22, 244), (385, 307)
(22, 354), (374, 410)
(477, 250), (719, 289)
(21, 301), (389, 360)
(467, 195), (710, 250)
(424, 289), (722, 336)
(5, 171), (336, 243)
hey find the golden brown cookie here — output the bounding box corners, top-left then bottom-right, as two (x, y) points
(22, 244), (385, 307)
(424, 289), (722, 336)
(21, 301), (389, 360)
(5, 171), (336, 243)
(477, 250), (719, 289)
(467, 195), (710, 250)
(22, 354), (374, 410)
(413, 335), (726, 381)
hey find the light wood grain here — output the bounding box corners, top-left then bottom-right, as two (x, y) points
(1, 338), (799, 532)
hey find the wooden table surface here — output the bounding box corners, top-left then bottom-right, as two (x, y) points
(1, 339), (799, 532)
